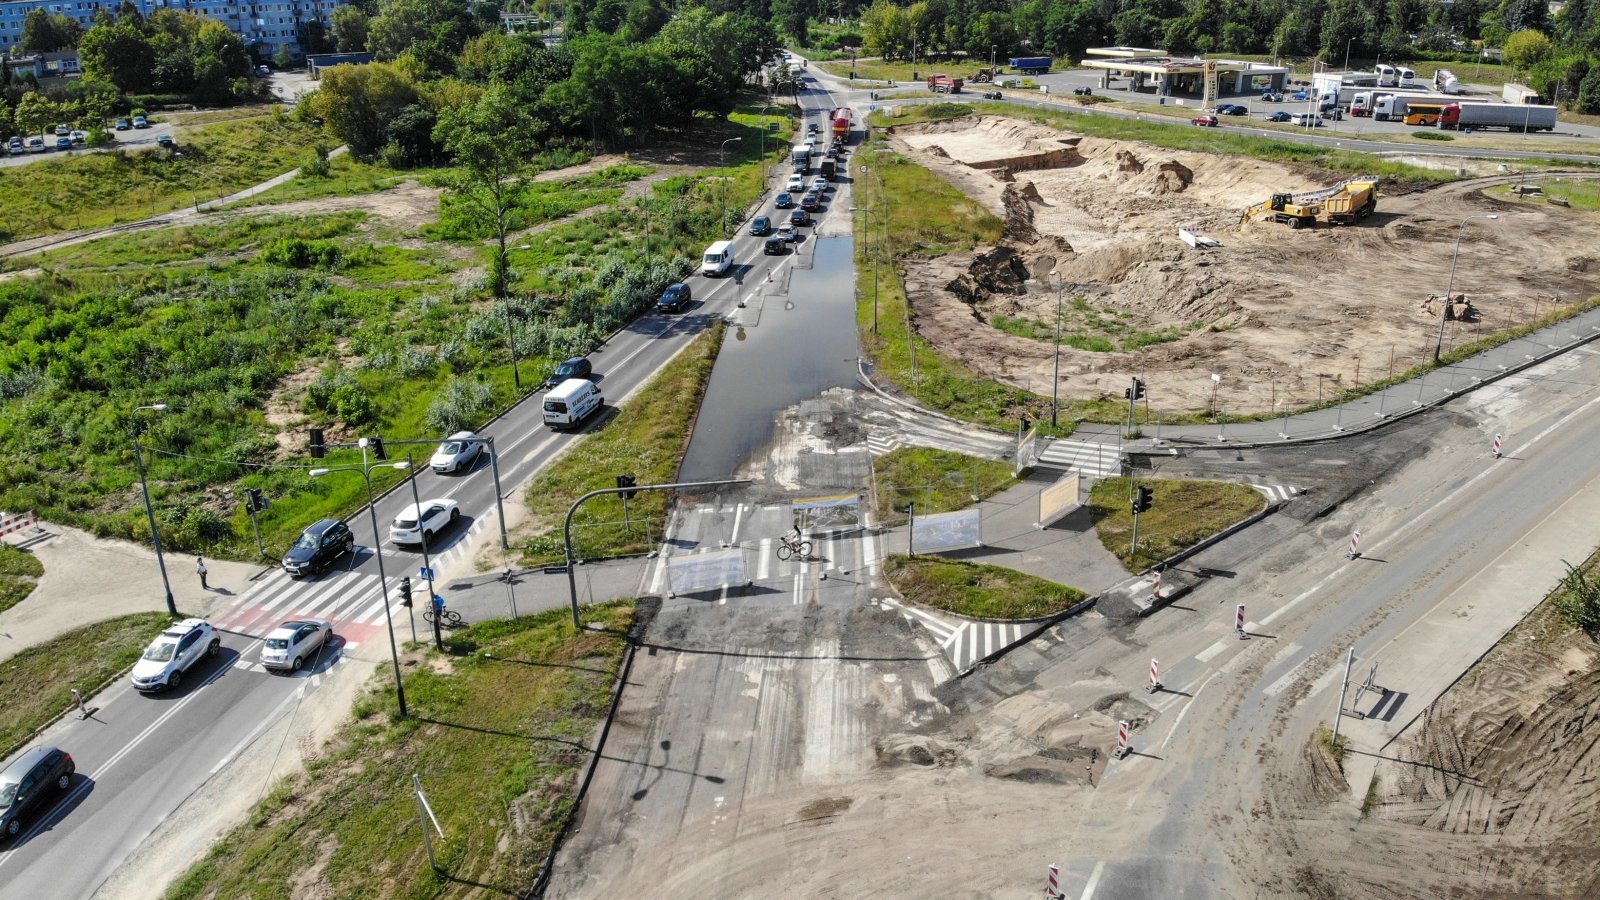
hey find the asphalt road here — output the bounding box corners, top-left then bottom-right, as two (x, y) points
(0, 73), (855, 894)
(0, 122), (179, 170)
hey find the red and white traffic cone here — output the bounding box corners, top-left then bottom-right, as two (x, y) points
(1492, 433), (1502, 459)
(1236, 603), (1247, 640)
(1146, 657), (1162, 694)
(1348, 530), (1361, 560)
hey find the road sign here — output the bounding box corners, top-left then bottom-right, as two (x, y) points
(418, 566), (435, 581)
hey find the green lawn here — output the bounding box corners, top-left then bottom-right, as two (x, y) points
(0, 111), (327, 243)
(0, 613), (175, 758)
(1088, 477), (1265, 570)
(164, 603), (634, 900)
(0, 544), (43, 616)
(517, 324), (724, 565)
(873, 448), (1015, 525)
(885, 554), (1085, 620)
(1489, 178), (1600, 213)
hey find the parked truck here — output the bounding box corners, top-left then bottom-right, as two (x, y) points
(1503, 82), (1542, 104)
(1008, 56), (1051, 75)
(1434, 69), (1463, 95)
(1374, 94), (1455, 121)
(927, 73), (964, 93)
(1439, 102), (1557, 132)
(791, 144), (810, 172)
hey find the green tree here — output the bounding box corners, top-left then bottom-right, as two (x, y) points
(771, 0), (809, 46)
(1578, 64), (1600, 112)
(1502, 0), (1551, 33)
(20, 9), (83, 52)
(1503, 28), (1553, 69)
(434, 86), (536, 297)
(67, 79), (120, 126)
(14, 91), (59, 139)
(78, 21), (156, 91)
(331, 5), (371, 51)
(309, 60), (420, 158)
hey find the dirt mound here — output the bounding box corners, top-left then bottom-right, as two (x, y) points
(873, 734), (960, 767)
(887, 116), (1600, 413)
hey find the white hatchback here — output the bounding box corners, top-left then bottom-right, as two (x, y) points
(389, 499), (460, 546)
(430, 430), (484, 474)
(260, 619), (333, 672)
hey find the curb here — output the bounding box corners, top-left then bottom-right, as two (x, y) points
(956, 593), (1098, 678)
(1139, 500), (1282, 579)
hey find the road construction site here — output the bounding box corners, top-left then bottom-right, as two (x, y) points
(888, 115), (1600, 415)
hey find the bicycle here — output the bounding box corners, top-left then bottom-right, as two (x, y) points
(423, 606), (465, 628)
(776, 536), (811, 561)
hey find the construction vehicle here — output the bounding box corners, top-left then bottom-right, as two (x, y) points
(1009, 56), (1052, 75)
(970, 68), (997, 83)
(1241, 177), (1379, 228)
(927, 73), (964, 94)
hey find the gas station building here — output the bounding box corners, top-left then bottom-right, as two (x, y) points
(1078, 47), (1290, 99)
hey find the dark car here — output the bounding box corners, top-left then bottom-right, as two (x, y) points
(789, 209), (811, 227)
(1266, 111), (1292, 122)
(657, 282), (692, 313)
(764, 236), (788, 255)
(281, 518), (355, 578)
(775, 192), (794, 209)
(749, 215), (772, 236)
(544, 356), (593, 389)
(1072, 86), (1093, 96)
(0, 746), (75, 840)
(800, 194), (820, 212)
(1216, 104), (1248, 116)
(1261, 92), (1281, 103)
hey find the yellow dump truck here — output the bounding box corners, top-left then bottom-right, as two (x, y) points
(1241, 177), (1378, 228)
(1322, 179), (1378, 224)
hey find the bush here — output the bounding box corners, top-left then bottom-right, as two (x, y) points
(303, 144), (332, 178)
(425, 376), (495, 433)
(1554, 559), (1600, 633)
(261, 237), (343, 269)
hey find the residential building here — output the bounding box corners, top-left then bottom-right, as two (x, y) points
(0, 0), (346, 60)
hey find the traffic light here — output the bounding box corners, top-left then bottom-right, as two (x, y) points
(399, 576), (413, 608)
(244, 488), (265, 513)
(1130, 378), (1146, 401)
(309, 428), (325, 459)
(616, 474), (638, 500)
(1132, 485), (1154, 514)
(369, 437), (388, 461)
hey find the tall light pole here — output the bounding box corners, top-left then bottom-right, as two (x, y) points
(1343, 37), (1354, 73)
(1434, 213), (1499, 362)
(719, 137), (742, 233)
(311, 439), (410, 718)
(1047, 271), (1064, 430)
(131, 403), (176, 616)
(399, 455), (436, 648)
(850, 203), (879, 334)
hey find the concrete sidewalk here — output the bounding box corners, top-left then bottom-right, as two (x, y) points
(0, 523), (271, 665)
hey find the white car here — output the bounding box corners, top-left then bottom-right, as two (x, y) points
(430, 430), (484, 474)
(260, 619), (333, 672)
(389, 498), (460, 546)
(786, 173), (805, 192)
(130, 618), (219, 692)
(810, 177), (829, 194)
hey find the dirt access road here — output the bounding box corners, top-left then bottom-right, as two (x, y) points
(888, 115), (1600, 414)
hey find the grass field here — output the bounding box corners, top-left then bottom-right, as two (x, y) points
(164, 603), (634, 900)
(884, 555), (1085, 619)
(1489, 177), (1600, 212)
(0, 111), (327, 243)
(0, 613), (175, 758)
(0, 544), (43, 616)
(1088, 477), (1265, 570)
(517, 324), (724, 566)
(872, 448), (1015, 525)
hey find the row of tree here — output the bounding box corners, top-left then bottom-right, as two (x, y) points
(75, 6), (255, 102)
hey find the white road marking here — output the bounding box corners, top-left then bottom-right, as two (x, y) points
(1160, 671), (1219, 750)
(1080, 860), (1106, 900)
(1195, 640), (1227, 663)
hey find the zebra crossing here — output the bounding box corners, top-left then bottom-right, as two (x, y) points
(1036, 439), (1123, 477)
(645, 525), (889, 600)
(1251, 483), (1302, 502)
(877, 597), (1031, 673)
(209, 565), (413, 644)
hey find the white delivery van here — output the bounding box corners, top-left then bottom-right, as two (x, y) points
(701, 240), (733, 277)
(542, 378), (602, 430)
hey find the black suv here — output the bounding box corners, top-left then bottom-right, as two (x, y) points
(282, 518), (354, 578)
(657, 283), (692, 313)
(1, 746), (74, 839)
(543, 356), (593, 389)
(764, 236), (787, 255)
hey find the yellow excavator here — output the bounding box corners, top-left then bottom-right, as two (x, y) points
(1241, 177), (1378, 228)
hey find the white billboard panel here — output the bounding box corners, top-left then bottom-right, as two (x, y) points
(667, 548), (747, 595)
(912, 509), (983, 553)
(1037, 472), (1082, 527)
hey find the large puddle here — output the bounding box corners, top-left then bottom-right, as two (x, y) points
(679, 236), (860, 482)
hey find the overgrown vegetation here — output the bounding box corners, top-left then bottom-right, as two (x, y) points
(1492, 176), (1600, 211)
(1316, 725), (1349, 767)
(163, 603), (634, 900)
(0, 111), (325, 243)
(0, 545), (44, 616)
(0, 613), (174, 758)
(1553, 551), (1600, 633)
(991, 296), (1193, 353)
(872, 448), (1015, 525)
(884, 554), (1085, 620)
(517, 324), (724, 566)
(1088, 477), (1265, 570)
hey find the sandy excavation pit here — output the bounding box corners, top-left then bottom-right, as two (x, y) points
(890, 116), (1600, 414)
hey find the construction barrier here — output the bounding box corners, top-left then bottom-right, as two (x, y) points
(0, 511), (38, 539)
(1113, 720), (1131, 759)
(1236, 603), (1247, 639)
(1147, 658), (1161, 694)
(1349, 530), (1362, 559)
(1492, 433), (1503, 458)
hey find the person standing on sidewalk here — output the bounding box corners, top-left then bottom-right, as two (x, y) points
(196, 557), (208, 590)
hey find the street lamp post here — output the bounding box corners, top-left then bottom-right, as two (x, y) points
(1433, 214), (1499, 362)
(310, 440), (410, 718)
(399, 454), (441, 649)
(912, 41), (919, 82)
(850, 203), (879, 335)
(131, 403), (177, 616)
(719, 137), (742, 234)
(1047, 270), (1065, 429)
(1343, 37), (1353, 73)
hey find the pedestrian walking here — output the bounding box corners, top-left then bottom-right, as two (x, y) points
(196, 557), (208, 590)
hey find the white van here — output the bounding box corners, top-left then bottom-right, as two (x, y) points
(542, 378), (602, 430)
(701, 240), (733, 277)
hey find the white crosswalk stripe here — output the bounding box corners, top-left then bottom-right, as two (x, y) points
(1036, 439), (1122, 477)
(648, 528), (885, 596)
(866, 434), (903, 456)
(878, 598), (1029, 672)
(1250, 483), (1302, 502)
